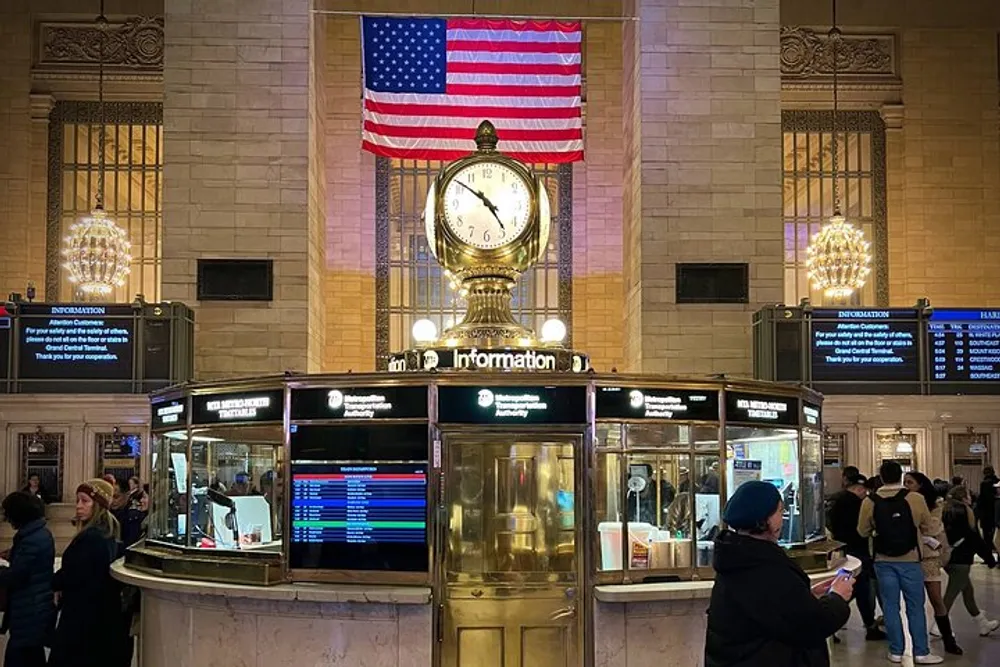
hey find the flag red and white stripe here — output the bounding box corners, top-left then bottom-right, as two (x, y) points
(361, 17), (583, 163)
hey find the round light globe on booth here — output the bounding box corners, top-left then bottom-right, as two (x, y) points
(412, 319), (438, 344)
(540, 318), (567, 344)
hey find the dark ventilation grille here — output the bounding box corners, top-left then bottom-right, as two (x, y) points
(676, 263), (749, 304)
(197, 259), (273, 301)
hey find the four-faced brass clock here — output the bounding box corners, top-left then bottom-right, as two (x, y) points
(423, 120), (552, 347)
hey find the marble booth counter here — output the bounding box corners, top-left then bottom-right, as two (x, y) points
(592, 556), (860, 667)
(112, 562), (433, 667)
(112, 554), (857, 667)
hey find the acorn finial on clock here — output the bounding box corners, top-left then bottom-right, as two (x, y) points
(474, 120), (498, 152)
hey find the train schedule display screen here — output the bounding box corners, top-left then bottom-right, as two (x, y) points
(928, 309), (1000, 392)
(810, 309), (920, 385)
(289, 462), (428, 571)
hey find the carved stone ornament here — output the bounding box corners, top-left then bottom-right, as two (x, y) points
(781, 27), (894, 78)
(39, 16), (163, 70)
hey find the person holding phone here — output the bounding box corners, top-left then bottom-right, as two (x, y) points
(706, 481), (853, 667)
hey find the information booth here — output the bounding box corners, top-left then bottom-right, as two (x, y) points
(119, 373), (846, 667)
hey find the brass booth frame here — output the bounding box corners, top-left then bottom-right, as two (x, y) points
(130, 372), (837, 667)
(133, 372), (834, 586)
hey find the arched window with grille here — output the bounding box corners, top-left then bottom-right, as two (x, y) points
(374, 157), (572, 368)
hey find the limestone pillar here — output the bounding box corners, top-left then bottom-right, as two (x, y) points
(880, 104), (904, 305)
(161, 0), (325, 378)
(29, 94), (55, 301)
(623, 0), (783, 375)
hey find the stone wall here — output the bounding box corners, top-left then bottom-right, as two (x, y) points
(161, 0), (324, 377)
(782, 0), (1000, 308)
(574, 22), (626, 372)
(323, 16), (377, 373)
(0, 1), (36, 300)
(623, 0), (784, 375)
(894, 29), (1000, 306)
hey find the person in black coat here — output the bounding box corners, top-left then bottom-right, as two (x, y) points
(47, 479), (126, 667)
(825, 475), (885, 640)
(0, 492), (55, 667)
(706, 481), (853, 667)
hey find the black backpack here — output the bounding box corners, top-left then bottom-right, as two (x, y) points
(872, 490), (918, 557)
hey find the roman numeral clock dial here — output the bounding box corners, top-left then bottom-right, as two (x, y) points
(442, 163), (531, 250)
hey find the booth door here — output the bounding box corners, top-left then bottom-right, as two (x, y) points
(441, 437), (580, 667)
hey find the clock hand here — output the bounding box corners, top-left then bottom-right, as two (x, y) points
(482, 199), (505, 230)
(455, 180), (484, 202)
(455, 180), (505, 230)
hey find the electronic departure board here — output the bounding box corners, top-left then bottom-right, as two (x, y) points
(289, 462), (428, 571)
(810, 309), (920, 389)
(928, 309), (1000, 393)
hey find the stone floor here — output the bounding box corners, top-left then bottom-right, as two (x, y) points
(831, 565), (1000, 667)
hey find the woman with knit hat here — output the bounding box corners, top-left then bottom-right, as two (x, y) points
(705, 480), (854, 667)
(47, 478), (125, 667)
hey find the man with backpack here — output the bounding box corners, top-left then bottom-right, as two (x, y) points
(857, 460), (943, 665)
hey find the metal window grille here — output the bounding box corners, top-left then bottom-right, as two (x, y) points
(781, 111), (887, 306)
(949, 432), (991, 490)
(822, 431), (847, 467)
(875, 431), (917, 471)
(95, 431), (142, 489)
(19, 431), (65, 503)
(46, 101), (163, 302)
(376, 157), (572, 367)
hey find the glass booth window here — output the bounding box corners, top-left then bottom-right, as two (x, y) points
(724, 426), (802, 545)
(801, 430), (824, 541)
(594, 424), (721, 574)
(148, 432), (189, 546)
(149, 426), (282, 551)
(188, 425), (283, 551)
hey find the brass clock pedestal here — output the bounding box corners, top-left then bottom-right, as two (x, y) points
(441, 276), (535, 348)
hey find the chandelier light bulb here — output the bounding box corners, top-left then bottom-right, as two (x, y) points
(805, 213), (871, 300)
(62, 207), (132, 296)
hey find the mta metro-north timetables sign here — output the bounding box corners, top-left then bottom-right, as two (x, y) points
(289, 462), (429, 571)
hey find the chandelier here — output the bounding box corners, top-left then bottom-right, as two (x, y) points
(62, 0), (131, 298)
(805, 214), (870, 300)
(805, 0), (871, 303)
(63, 208), (132, 295)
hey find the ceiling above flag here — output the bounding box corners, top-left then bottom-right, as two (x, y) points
(360, 16), (584, 163)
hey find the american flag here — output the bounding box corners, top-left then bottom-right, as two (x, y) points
(361, 16), (583, 163)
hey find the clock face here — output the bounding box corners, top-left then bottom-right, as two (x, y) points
(442, 162), (532, 250)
